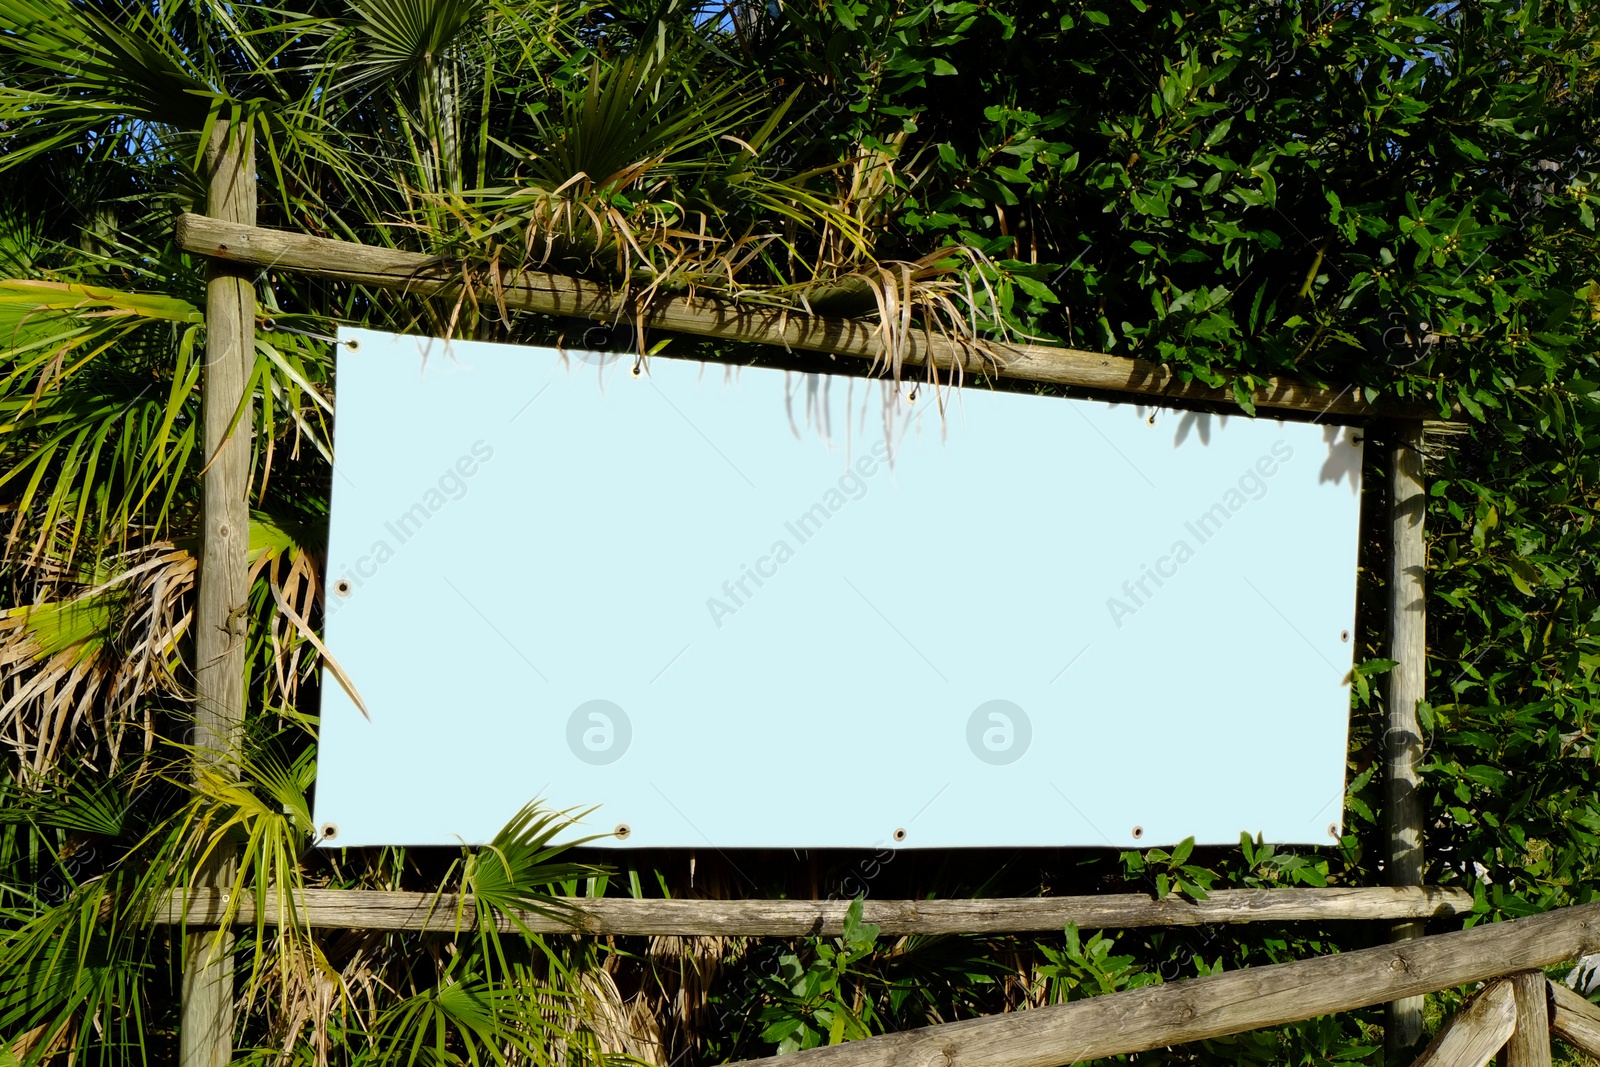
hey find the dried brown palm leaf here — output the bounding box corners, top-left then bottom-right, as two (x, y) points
(577, 965), (666, 1066)
(6, 1018), (75, 1063)
(0, 543), (193, 776)
(393, 59), (1018, 400)
(0, 514), (329, 775)
(248, 931), (343, 1067)
(253, 522), (367, 721)
(641, 932), (735, 1057)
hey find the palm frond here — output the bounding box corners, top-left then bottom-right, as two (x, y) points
(0, 544), (192, 776)
(0, 0), (227, 175)
(464, 802), (608, 934)
(0, 280), (203, 572)
(342, 0), (488, 87)
(0, 514), (323, 775)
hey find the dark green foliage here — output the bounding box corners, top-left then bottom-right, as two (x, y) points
(756, 899), (882, 1053)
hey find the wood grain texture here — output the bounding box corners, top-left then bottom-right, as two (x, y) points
(174, 213), (1445, 420)
(1549, 979), (1600, 1058)
(1409, 980), (1516, 1067)
(1499, 972), (1552, 1067)
(1387, 420), (1430, 1058)
(717, 903), (1600, 1067)
(155, 886), (1473, 934)
(181, 122), (255, 1067)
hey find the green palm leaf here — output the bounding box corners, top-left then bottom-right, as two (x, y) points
(0, 281), (203, 568)
(464, 802), (608, 931)
(343, 0), (487, 86)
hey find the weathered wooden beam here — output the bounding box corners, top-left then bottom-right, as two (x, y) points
(180, 120), (254, 1067)
(174, 213), (1443, 421)
(155, 886), (1472, 935)
(724, 902), (1600, 1067)
(1387, 419), (1430, 1058)
(1549, 979), (1600, 1058)
(1500, 971), (1553, 1067)
(1409, 980), (1516, 1067)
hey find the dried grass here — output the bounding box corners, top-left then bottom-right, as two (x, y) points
(0, 543), (193, 777)
(0, 521), (323, 778)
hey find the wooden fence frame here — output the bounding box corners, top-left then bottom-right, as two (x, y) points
(154, 889), (1600, 1067)
(173, 142), (1461, 1064)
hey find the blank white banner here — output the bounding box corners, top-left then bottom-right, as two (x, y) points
(313, 328), (1364, 849)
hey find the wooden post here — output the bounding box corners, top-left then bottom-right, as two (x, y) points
(1499, 972), (1552, 1067)
(1386, 420), (1428, 1058)
(179, 117), (255, 1067)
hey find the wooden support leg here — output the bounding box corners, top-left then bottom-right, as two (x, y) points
(1385, 421), (1428, 1058)
(180, 929), (235, 1066)
(1498, 971), (1552, 1067)
(178, 116), (255, 1067)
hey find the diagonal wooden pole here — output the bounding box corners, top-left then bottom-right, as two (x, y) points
(720, 901), (1600, 1067)
(179, 116), (255, 1067)
(1386, 420), (1429, 1059)
(1549, 979), (1600, 1057)
(1408, 980), (1516, 1067)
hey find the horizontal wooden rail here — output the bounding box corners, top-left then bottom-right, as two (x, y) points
(154, 886), (1473, 935)
(175, 213), (1440, 421)
(724, 901), (1600, 1067)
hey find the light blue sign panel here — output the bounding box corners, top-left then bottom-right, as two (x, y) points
(315, 328), (1364, 848)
